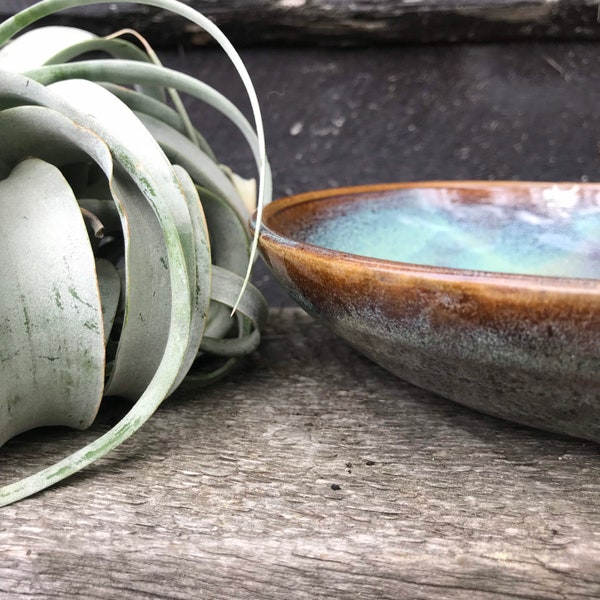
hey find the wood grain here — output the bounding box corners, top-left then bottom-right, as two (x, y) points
(2, 309), (600, 599)
(3, 0), (600, 45)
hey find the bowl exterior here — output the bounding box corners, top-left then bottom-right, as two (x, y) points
(257, 184), (600, 442)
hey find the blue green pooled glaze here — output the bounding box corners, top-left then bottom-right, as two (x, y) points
(303, 186), (600, 279)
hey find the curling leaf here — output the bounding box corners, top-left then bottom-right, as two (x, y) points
(136, 111), (246, 218)
(0, 158), (105, 447)
(0, 25), (96, 71)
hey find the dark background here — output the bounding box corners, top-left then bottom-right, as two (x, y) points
(161, 42), (600, 305)
(4, 1), (600, 305)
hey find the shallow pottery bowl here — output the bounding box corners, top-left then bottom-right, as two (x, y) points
(253, 182), (600, 442)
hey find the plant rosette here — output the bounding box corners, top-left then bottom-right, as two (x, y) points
(0, 0), (271, 506)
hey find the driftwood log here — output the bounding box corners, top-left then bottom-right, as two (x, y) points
(2, 309), (600, 599)
(3, 0), (600, 45)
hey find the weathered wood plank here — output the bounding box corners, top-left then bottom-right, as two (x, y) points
(2, 0), (600, 45)
(1, 309), (600, 599)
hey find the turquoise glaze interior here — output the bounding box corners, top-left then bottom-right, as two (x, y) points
(298, 186), (600, 279)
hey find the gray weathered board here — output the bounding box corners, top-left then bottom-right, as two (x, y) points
(3, 0), (600, 44)
(2, 309), (600, 599)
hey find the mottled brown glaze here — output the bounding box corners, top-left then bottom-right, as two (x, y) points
(253, 182), (600, 442)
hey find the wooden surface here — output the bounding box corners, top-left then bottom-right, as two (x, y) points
(2, 308), (600, 599)
(3, 0), (600, 44)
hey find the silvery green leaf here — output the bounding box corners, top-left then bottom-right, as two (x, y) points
(0, 25), (96, 72)
(198, 265), (268, 363)
(214, 269), (266, 326)
(103, 83), (216, 160)
(44, 32), (167, 102)
(0, 158), (105, 447)
(23, 58), (271, 206)
(168, 165), (212, 394)
(0, 104), (112, 172)
(198, 187), (250, 276)
(103, 176), (173, 399)
(44, 32), (153, 65)
(197, 186), (251, 341)
(45, 78), (191, 399)
(136, 111), (247, 219)
(189, 268), (267, 382)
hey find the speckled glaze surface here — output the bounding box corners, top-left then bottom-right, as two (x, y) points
(253, 182), (600, 442)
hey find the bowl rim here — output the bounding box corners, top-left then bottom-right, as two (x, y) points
(252, 181), (600, 295)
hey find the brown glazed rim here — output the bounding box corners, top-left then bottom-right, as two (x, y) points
(252, 181), (600, 296)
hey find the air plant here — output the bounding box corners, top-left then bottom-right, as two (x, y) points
(0, 0), (271, 506)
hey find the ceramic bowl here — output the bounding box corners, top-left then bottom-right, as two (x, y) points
(253, 182), (600, 441)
